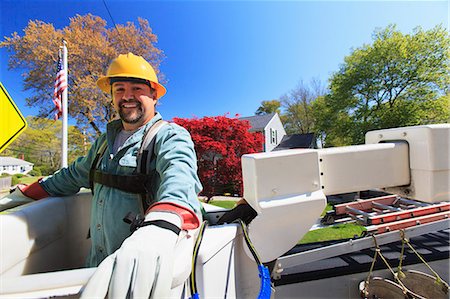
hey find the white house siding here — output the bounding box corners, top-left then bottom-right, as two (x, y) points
(0, 157), (34, 175)
(264, 114), (286, 152)
(1, 164), (33, 175)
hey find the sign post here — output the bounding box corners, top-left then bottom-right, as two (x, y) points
(0, 83), (27, 154)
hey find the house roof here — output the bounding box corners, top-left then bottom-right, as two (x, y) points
(0, 156), (33, 166)
(239, 113), (276, 132)
(273, 133), (316, 151)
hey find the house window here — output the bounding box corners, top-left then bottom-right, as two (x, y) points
(270, 128), (277, 144)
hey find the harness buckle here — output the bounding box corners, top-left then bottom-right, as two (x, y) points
(123, 212), (145, 232)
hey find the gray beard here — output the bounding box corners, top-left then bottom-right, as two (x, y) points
(118, 106), (144, 124)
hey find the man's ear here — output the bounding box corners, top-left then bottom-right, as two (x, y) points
(151, 89), (158, 103)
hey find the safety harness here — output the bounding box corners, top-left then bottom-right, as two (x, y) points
(88, 120), (168, 212)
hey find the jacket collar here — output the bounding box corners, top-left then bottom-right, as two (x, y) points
(106, 112), (163, 151)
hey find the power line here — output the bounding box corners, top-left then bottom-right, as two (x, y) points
(102, 0), (127, 49)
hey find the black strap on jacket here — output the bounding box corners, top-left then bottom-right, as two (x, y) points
(92, 171), (150, 194)
(88, 120), (168, 211)
(89, 140), (108, 194)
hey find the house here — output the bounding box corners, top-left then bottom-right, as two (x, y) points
(239, 113), (286, 152)
(273, 133), (317, 151)
(0, 157), (34, 175)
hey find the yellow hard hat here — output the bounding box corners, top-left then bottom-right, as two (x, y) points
(97, 52), (166, 99)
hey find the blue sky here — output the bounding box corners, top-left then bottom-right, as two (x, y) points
(0, 0), (448, 122)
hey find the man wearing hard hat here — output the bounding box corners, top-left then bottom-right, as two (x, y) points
(3, 53), (202, 298)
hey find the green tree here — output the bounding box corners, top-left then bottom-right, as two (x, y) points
(255, 100), (281, 115)
(1, 14), (164, 136)
(2, 117), (90, 174)
(281, 79), (326, 134)
(312, 95), (353, 147)
(317, 25), (450, 146)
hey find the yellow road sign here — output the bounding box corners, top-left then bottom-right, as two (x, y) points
(0, 82), (27, 153)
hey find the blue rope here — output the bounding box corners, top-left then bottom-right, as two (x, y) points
(257, 265), (272, 299)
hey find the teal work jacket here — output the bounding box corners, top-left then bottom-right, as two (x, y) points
(40, 113), (202, 266)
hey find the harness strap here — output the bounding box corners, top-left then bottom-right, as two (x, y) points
(92, 171), (150, 194)
(137, 120), (168, 211)
(89, 140), (108, 194)
(137, 120), (168, 174)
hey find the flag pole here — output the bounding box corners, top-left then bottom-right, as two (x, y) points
(61, 40), (68, 168)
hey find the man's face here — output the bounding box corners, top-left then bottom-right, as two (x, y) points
(112, 81), (157, 130)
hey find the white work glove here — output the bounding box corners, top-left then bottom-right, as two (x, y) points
(81, 211), (192, 299)
(0, 186), (34, 212)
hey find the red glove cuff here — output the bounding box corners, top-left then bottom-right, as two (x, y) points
(146, 202), (200, 230)
(18, 179), (49, 200)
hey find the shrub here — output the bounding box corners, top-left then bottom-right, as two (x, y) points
(37, 165), (57, 176)
(173, 115), (263, 198)
(29, 168), (42, 177)
(11, 175), (19, 186)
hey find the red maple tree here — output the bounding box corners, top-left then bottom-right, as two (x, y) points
(173, 115), (264, 198)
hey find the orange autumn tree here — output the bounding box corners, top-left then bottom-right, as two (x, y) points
(173, 115), (264, 198)
(1, 14), (164, 136)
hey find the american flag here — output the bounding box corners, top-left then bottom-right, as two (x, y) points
(53, 53), (67, 120)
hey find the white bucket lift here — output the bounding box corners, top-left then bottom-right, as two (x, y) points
(0, 124), (448, 298)
(366, 124), (450, 203)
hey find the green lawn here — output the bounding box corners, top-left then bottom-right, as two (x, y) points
(299, 223), (366, 244)
(298, 202), (366, 244)
(18, 176), (40, 185)
(207, 200), (237, 209)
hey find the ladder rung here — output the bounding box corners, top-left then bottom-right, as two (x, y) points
(345, 206), (371, 217)
(398, 198), (430, 207)
(372, 202), (402, 212)
(334, 195), (398, 215)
